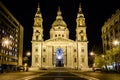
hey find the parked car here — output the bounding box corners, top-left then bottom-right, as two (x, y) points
(17, 66), (28, 72)
(17, 66), (24, 71)
(93, 67), (101, 72)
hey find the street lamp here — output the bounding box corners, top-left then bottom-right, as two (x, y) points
(2, 38), (11, 46)
(101, 54), (105, 58)
(90, 51), (95, 67)
(90, 51), (96, 71)
(26, 52), (31, 57)
(90, 52), (94, 56)
(25, 51), (31, 67)
(23, 51), (31, 72)
(113, 40), (119, 46)
(3, 40), (9, 45)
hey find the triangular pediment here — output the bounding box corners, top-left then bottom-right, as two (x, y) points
(45, 37), (74, 42)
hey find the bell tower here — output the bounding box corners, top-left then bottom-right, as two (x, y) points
(31, 3), (43, 67)
(76, 4), (87, 41)
(76, 3), (88, 69)
(32, 3), (43, 41)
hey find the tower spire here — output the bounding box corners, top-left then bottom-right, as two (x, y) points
(77, 3), (84, 18)
(38, 3), (40, 11)
(57, 6), (61, 16)
(56, 6), (63, 19)
(79, 3), (82, 13)
(37, 3), (40, 13)
(35, 3), (42, 18)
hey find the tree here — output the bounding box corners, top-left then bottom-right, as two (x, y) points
(94, 54), (105, 68)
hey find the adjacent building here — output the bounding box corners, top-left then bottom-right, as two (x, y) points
(101, 9), (120, 53)
(31, 4), (88, 69)
(0, 1), (24, 71)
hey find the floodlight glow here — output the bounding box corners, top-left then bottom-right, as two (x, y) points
(4, 40), (9, 45)
(57, 55), (62, 59)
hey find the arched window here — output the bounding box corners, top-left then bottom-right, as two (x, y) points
(55, 34), (57, 37)
(43, 58), (45, 62)
(81, 48), (84, 52)
(81, 36), (84, 40)
(74, 58), (76, 62)
(36, 35), (38, 40)
(35, 30), (40, 36)
(35, 55), (38, 63)
(58, 34), (61, 36)
(82, 57), (84, 63)
(35, 48), (38, 52)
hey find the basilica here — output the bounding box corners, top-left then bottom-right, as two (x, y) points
(31, 4), (88, 69)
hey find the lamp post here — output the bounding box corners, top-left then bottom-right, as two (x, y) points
(26, 51), (31, 66)
(2, 38), (11, 47)
(90, 51), (96, 71)
(101, 54), (107, 70)
(23, 51), (31, 72)
(90, 51), (95, 67)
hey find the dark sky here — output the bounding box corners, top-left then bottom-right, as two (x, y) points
(1, 0), (120, 55)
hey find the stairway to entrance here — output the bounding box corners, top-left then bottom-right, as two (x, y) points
(49, 67), (68, 72)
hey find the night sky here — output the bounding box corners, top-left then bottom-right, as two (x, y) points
(1, 0), (120, 55)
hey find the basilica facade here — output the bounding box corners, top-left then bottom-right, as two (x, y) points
(31, 4), (88, 69)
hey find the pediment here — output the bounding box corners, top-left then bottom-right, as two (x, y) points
(45, 38), (74, 42)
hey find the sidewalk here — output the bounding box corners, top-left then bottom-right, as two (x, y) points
(0, 71), (41, 80)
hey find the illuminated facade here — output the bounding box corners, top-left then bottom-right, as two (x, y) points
(31, 4), (88, 69)
(101, 9), (120, 53)
(0, 2), (24, 71)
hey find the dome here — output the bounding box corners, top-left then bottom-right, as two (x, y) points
(52, 7), (67, 29)
(52, 19), (67, 27)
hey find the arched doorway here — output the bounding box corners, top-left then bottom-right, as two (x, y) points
(56, 48), (64, 67)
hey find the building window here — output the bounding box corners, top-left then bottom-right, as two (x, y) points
(35, 55), (38, 63)
(43, 58), (45, 62)
(80, 30), (83, 33)
(35, 48), (38, 52)
(58, 34), (60, 36)
(74, 58), (76, 63)
(81, 36), (84, 40)
(43, 49), (46, 52)
(81, 48), (84, 52)
(0, 56), (2, 60)
(74, 49), (76, 52)
(36, 35), (38, 40)
(82, 57), (84, 63)
(110, 31), (113, 36)
(55, 34), (57, 37)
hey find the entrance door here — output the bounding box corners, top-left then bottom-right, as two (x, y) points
(56, 48), (64, 67)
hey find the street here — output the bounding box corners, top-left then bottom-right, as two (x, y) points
(26, 72), (88, 80)
(1, 69), (120, 80)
